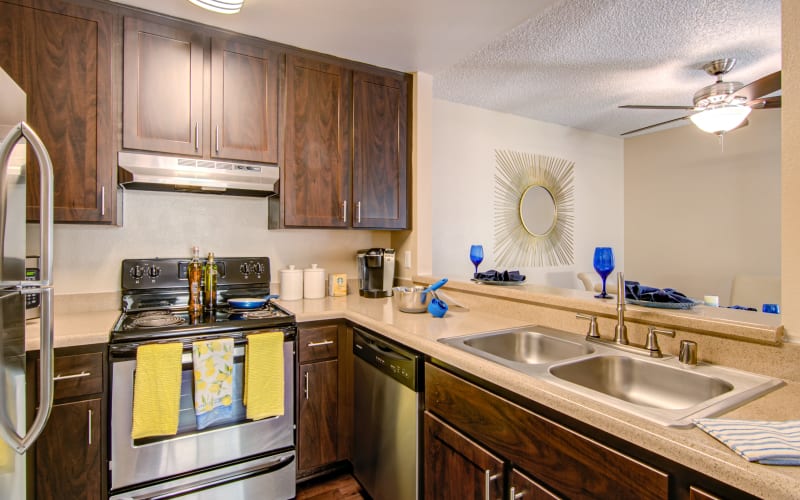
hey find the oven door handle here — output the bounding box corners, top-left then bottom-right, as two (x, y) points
(127, 452), (295, 500)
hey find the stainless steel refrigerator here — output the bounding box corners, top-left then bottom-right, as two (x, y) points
(0, 66), (55, 499)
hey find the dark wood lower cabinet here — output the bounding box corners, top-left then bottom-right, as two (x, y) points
(425, 363), (668, 500)
(510, 469), (562, 500)
(35, 398), (102, 500)
(298, 359), (339, 471)
(29, 345), (107, 500)
(424, 411), (503, 500)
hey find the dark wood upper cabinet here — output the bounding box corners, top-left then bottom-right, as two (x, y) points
(123, 17), (205, 156)
(211, 38), (279, 163)
(275, 58), (410, 230)
(0, 0), (115, 223)
(282, 55), (351, 227)
(352, 71), (408, 229)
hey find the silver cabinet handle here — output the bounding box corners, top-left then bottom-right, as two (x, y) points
(342, 200), (347, 223)
(509, 486), (524, 499)
(303, 371), (309, 400)
(356, 201), (361, 224)
(87, 409), (92, 446)
(101, 186), (106, 216)
(485, 469), (500, 500)
(307, 340), (334, 348)
(194, 122), (199, 151)
(53, 371), (91, 381)
(215, 125), (220, 153)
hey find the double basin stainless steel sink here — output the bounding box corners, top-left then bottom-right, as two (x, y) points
(439, 326), (783, 427)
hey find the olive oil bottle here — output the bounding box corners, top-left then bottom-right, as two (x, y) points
(188, 246), (203, 313)
(203, 252), (218, 310)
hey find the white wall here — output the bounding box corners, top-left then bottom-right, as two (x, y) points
(624, 109), (781, 305)
(28, 190), (390, 294)
(431, 99), (624, 288)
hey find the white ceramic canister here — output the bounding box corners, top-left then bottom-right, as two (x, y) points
(303, 264), (326, 299)
(279, 265), (304, 300)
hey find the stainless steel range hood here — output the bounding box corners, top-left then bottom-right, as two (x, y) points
(118, 152), (279, 196)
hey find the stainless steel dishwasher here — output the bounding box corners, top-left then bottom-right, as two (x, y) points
(353, 327), (423, 500)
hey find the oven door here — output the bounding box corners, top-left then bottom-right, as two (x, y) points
(109, 333), (295, 492)
(109, 449), (295, 500)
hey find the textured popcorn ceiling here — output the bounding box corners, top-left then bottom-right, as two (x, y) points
(433, 0), (782, 137)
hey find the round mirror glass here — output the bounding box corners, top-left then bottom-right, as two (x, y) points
(520, 185), (556, 236)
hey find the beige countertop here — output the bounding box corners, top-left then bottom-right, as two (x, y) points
(27, 289), (799, 498)
(283, 293), (800, 500)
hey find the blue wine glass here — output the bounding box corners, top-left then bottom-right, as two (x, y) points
(593, 247), (615, 299)
(469, 245), (484, 275)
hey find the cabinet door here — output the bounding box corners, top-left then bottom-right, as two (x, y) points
(298, 360), (338, 471)
(424, 411), (503, 500)
(210, 38), (279, 163)
(0, 0), (115, 223)
(35, 398), (102, 500)
(283, 55), (351, 227)
(123, 17), (205, 156)
(510, 469), (562, 500)
(352, 70), (408, 229)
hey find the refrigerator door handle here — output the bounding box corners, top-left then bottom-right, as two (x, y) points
(0, 121), (55, 454)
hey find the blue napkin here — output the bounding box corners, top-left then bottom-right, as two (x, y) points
(694, 419), (800, 465)
(474, 270), (526, 282)
(624, 281), (694, 304)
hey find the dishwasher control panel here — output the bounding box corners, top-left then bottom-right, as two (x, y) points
(353, 328), (422, 391)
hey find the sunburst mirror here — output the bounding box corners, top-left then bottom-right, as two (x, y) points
(494, 150), (575, 267)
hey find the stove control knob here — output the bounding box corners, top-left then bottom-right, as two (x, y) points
(253, 262), (264, 275)
(148, 266), (161, 279)
(130, 265), (144, 279)
(240, 262), (250, 275)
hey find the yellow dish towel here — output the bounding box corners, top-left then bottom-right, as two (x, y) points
(244, 331), (284, 420)
(131, 343), (183, 440)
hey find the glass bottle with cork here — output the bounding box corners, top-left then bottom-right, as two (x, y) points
(188, 246), (203, 314)
(203, 252), (218, 310)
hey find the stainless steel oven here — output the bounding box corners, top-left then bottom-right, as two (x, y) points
(108, 257), (297, 500)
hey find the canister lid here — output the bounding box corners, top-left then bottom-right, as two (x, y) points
(281, 264), (302, 274)
(304, 263), (325, 274)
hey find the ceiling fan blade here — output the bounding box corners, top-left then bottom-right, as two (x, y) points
(728, 71), (781, 103)
(748, 95), (781, 109)
(620, 115), (690, 136)
(620, 105), (696, 110)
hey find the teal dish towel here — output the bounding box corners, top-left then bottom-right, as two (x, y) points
(694, 419), (800, 465)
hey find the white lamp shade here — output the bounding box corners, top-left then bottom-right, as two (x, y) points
(689, 105), (752, 134)
(187, 0), (243, 14)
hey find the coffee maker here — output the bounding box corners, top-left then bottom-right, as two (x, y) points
(357, 248), (395, 298)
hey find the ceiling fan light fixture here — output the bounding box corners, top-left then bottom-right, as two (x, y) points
(187, 0), (243, 14)
(689, 105), (751, 134)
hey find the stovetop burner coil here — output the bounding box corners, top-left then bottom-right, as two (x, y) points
(127, 311), (186, 329)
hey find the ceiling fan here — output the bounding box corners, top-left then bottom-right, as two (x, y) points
(619, 58), (781, 136)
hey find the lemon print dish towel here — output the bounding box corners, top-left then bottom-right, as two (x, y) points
(193, 338), (234, 430)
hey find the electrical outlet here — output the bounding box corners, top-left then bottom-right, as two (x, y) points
(404, 250), (412, 269)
